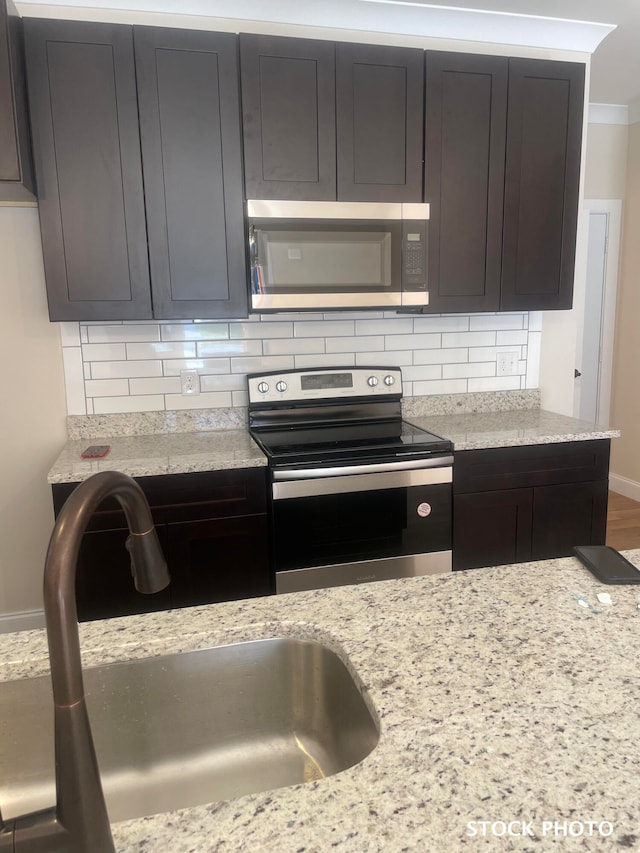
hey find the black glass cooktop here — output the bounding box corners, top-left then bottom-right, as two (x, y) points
(250, 419), (452, 468)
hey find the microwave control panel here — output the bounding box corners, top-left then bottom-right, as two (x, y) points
(402, 221), (428, 290)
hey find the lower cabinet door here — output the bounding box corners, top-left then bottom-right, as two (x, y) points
(453, 488), (533, 570)
(531, 481), (608, 560)
(167, 514), (272, 607)
(75, 526), (170, 622)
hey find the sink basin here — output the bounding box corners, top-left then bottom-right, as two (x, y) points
(0, 638), (378, 822)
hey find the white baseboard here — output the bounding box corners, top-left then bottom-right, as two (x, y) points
(609, 474), (640, 503)
(0, 609), (45, 634)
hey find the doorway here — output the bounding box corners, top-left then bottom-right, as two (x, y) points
(576, 200), (622, 425)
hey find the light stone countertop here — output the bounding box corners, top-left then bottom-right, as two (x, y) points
(406, 408), (619, 451)
(47, 429), (266, 484)
(2, 556), (640, 851)
(48, 406), (619, 484)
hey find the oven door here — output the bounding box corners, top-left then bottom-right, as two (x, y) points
(271, 460), (452, 594)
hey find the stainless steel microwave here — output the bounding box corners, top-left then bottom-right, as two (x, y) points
(247, 200), (429, 311)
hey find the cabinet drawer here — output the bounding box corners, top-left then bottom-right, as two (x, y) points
(52, 467), (268, 529)
(454, 440), (610, 494)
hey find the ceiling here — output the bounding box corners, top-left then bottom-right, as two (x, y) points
(17, 0), (640, 106)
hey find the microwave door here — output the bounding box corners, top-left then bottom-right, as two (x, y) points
(250, 221), (403, 310)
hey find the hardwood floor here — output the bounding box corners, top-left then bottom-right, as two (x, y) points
(606, 491), (640, 551)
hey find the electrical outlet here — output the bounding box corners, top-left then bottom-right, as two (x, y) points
(180, 369), (200, 395)
(496, 352), (519, 376)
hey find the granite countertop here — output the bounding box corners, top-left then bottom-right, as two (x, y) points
(405, 408), (619, 452)
(48, 405), (619, 484)
(2, 556), (640, 851)
(47, 429), (266, 484)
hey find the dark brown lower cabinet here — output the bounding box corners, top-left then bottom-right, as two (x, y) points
(453, 441), (610, 571)
(52, 468), (271, 621)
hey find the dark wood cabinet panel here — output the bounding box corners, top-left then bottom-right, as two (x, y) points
(0, 0), (34, 201)
(501, 58), (585, 311)
(75, 526), (171, 622)
(531, 481), (608, 561)
(168, 514), (272, 607)
(453, 488), (532, 570)
(336, 42), (424, 202)
(52, 467), (271, 620)
(240, 33), (336, 200)
(453, 441), (609, 571)
(24, 19), (152, 321)
(425, 52), (507, 312)
(135, 27), (247, 319)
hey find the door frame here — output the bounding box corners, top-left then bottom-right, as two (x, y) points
(573, 199), (622, 425)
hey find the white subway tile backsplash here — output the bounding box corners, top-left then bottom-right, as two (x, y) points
(87, 324), (161, 344)
(355, 318), (413, 335)
(402, 365), (443, 381)
(162, 358), (231, 376)
(129, 377), (182, 395)
(295, 320), (355, 338)
(496, 330), (528, 346)
(230, 321), (293, 339)
(442, 362), (496, 379)
(414, 348), (467, 365)
(468, 376), (521, 392)
(59, 311), (541, 415)
(294, 353), (356, 368)
(197, 339), (262, 358)
(469, 314), (524, 331)
(85, 378), (130, 397)
(82, 343), (127, 361)
(262, 337), (325, 356)
(441, 331), (496, 348)
(93, 395), (165, 414)
(413, 316), (469, 333)
(126, 341), (197, 360)
(354, 350), (413, 366)
(413, 378), (467, 395)
(165, 391), (233, 410)
(230, 355), (295, 374)
(385, 332), (441, 350)
(91, 360), (164, 379)
(160, 323), (229, 341)
(326, 335), (384, 353)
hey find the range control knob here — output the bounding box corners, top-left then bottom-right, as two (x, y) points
(275, 380), (287, 392)
(367, 376), (379, 387)
(384, 375), (395, 386)
(257, 381), (269, 394)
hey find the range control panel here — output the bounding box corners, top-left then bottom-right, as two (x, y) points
(247, 367), (402, 405)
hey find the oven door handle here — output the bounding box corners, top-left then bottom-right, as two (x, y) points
(272, 455), (454, 480)
(272, 461), (453, 500)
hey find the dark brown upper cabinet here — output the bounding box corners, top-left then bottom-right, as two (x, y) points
(24, 20), (247, 321)
(501, 58), (585, 311)
(0, 0), (35, 203)
(425, 52), (507, 313)
(240, 34), (336, 201)
(135, 27), (247, 319)
(425, 52), (584, 313)
(240, 34), (424, 202)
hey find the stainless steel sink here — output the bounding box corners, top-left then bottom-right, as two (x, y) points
(0, 638), (378, 823)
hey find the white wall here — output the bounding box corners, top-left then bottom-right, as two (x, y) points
(0, 207), (67, 621)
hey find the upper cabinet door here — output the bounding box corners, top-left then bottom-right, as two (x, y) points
(24, 19), (151, 320)
(0, 0), (35, 202)
(336, 43), (424, 202)
(135, 27), (247, 319)
(425, 51), (507, 312)
(240, 34), (336, 200)
(501, 58), (585, 311)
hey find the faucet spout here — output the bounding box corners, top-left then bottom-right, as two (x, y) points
(1, 471), (169, 853)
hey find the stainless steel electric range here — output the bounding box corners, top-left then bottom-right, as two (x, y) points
(248, 366), (453, 594)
